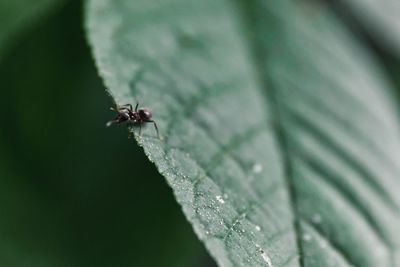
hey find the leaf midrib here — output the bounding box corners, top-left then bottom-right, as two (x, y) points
(230, 1), (306, 266)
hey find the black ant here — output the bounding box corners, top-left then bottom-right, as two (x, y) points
(106, 103), (159, 138)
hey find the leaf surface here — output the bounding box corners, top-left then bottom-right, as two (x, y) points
(86, 0), (400, 266)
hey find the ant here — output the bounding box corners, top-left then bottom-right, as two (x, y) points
(106, 103), (159, 138)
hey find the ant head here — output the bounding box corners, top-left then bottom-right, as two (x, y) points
(138, 108), (152, 120)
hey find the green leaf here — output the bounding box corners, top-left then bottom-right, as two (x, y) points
(86, 0), (400, 266)
(0, 0), (65, 60)
(335, 0), (400, 55)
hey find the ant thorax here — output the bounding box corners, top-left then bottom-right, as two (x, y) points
(130, 112), (141, 122)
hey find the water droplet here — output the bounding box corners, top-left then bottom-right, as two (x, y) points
(255, 225), (261, 231)
(216, 195), (225, 204)
(302, 233), (312, 242)
(205, 230), (210, 235)
(312, 214), (322, 224)
(260, 249), (273, 266)
(252, 163), (263, 173)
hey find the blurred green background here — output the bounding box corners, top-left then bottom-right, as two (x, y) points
(0, 1), (216, 266)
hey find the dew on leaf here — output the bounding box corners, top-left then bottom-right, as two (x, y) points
(320, 240), (328, 249)
(302, 233), (312, 242)
(256, 245), (273, 267)
(252, 163), (263, 173)
(216, 195), (225, 204)
(311, 213), (322, 224)
(260, 250), (273, 267)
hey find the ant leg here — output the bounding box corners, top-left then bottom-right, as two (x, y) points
(126, 122), (138, 138)
(126, 122), (135, 139)
(135, 102), (139, 112)
(128, 128), (132, 139)
(123, 104), (133, 111)
(119, 104), (133, 111)
(147, 120), (160, 139)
